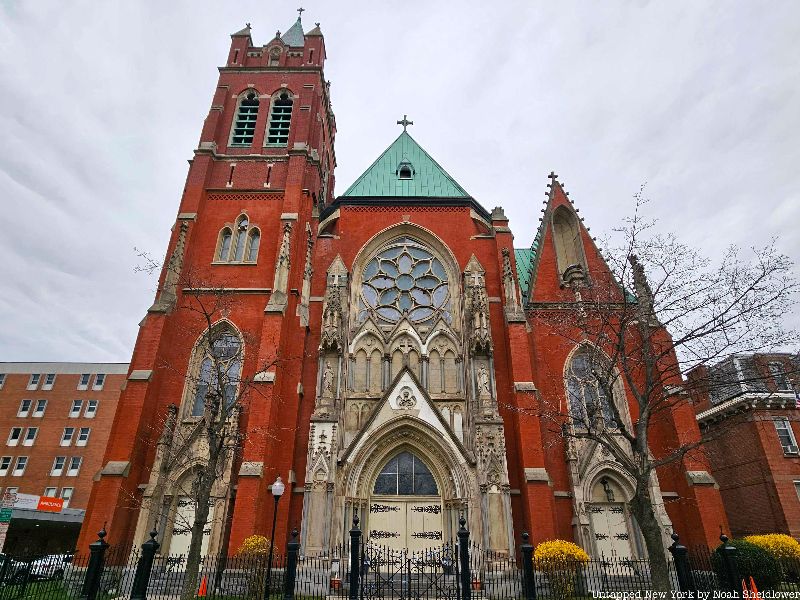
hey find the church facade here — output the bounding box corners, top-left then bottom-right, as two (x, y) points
(77, 13), (728, 557)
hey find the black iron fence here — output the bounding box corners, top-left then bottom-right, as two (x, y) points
(1, 521), (799, 599)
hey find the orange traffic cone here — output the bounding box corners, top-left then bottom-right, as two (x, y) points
(750, 576), (760, 599)
(198, 575), (208, 598)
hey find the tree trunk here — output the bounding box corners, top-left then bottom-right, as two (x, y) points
(181, 464), (217, 600)
(629, 488), (671, 593)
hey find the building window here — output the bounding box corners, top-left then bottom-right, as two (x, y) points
(0, 374), (6, 389)
(774, 418), (798, 455)
(33, 399), (47, 417)
(76, 428), (90, 447)
(51, 456), (66, 476)
(266, 91), (293, 145)
(43, 373), (56, 390)
(230, 91), (260, 146)
(67, 457), (82, 477)
(43, 487), (57, 497)
(216, 216), (260, 263)
(92, 374), (106, 390)
(187, 327), (242, 418)
(566, 347), (618, 429)
(12, 457), (27, 476)
(246, 228), (260, 262)
(217, 228), (233, 261)
(7, 428), (22, 447)
(27, 374), (41, 390)
(373, 451), (438, 495)
(78, 374), (91, 390)
(0, 457), (11, 476)
(61, 427), (75, 446)
(769, 362), (792, 392)
(17, 399), (32, 417)
(396, 160), (415, 180)
(60, 487), (73, 508)
(358, 236), (452, 327)
(69, 400), (83, 418)
(23, 428), (37, 447)
(84, 400), (98, 418)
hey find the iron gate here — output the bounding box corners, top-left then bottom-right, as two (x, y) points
(359, 540), (462, 600)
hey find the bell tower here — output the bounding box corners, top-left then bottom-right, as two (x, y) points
(77, 11), (336, 553)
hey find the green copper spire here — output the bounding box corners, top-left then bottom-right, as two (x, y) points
(342, 129), (470, 198)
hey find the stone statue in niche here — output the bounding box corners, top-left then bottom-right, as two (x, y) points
(322, 361), (335, 397)
(477, 364), (491, 397)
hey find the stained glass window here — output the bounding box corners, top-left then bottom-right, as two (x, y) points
(567, 350), (616, 428)
(359, 237), (450, 326)
(373, 451), (438, 495)
(190, 332), (242, 417)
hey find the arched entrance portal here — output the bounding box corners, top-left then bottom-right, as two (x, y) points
(368, 451), (444, 552)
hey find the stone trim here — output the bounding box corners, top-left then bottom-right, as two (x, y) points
(128, 370), (153, 381)
(280, 212), (299, 221)
(524, 467), (551, 484)
(514, 382), (537, 392)
(685, 470), (718, 487)
(554, 491), (573, 498)
(239, 461), (264, 476)
(101, 461), (131, 477)
(177, 213), (197, 220)
(254, 371), (276, 383)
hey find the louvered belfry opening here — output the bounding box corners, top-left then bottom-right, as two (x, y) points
(267, 92), (293, 145)
(231, 91), (259, 146)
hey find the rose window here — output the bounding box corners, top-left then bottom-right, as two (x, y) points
(359, 237), (451, 325)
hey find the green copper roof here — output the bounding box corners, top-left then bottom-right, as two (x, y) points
(281, 17), (305, 47)
(343, 131), (470, 198)
(515, 248), (535, 303)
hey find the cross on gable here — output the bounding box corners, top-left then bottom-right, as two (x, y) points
(297, 7), (305, 17)
(397, 115), (414, 132)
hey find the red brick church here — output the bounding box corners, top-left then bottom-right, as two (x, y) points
(78, 12), (728, 557)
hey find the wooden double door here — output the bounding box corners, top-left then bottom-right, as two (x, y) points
(367, 497), (444, 553)
(588, 502), (634, 559)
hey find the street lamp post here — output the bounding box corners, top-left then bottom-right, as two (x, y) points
(264, 476), (285, 600)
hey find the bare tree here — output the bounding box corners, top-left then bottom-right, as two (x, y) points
(134, 251), (286, 600)
(524, 191), (798, 591)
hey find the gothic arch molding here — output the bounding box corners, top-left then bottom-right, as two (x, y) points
(341, 416), (473, 502)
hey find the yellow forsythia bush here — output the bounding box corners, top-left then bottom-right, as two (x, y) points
(744, 534), (800, 561)
(534, 539), (591, 563)
(236, 536), (272, 598)
(534, 540), (590, 600)
(237, 534), (272, 555)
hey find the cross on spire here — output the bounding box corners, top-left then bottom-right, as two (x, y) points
(297, 7), (305, 18)
(397, 114), (414, 132)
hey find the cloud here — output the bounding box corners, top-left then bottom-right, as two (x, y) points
(0, 0), (797, 361)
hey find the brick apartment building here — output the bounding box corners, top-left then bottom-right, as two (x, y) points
(690, 353), (800, 537)
(0, 362), (127, 553)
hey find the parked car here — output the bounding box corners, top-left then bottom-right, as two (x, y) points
(30, 554), (73, 580)
(2, 553), (73, 583)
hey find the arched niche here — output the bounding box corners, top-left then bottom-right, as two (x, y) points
(552, 205), (586, 278)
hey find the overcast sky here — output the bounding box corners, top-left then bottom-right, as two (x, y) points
(0, 0), (797, 362)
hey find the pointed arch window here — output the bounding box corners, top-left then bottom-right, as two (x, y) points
(266, 91), (293, 146)
(373, 451), (438, 495)
(188, 329), (243, 418)
(566, 348), (617, 429)
(230, 90), (260, 146)
(552, 206), (586, 279)
(215, 215), (260, 263)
